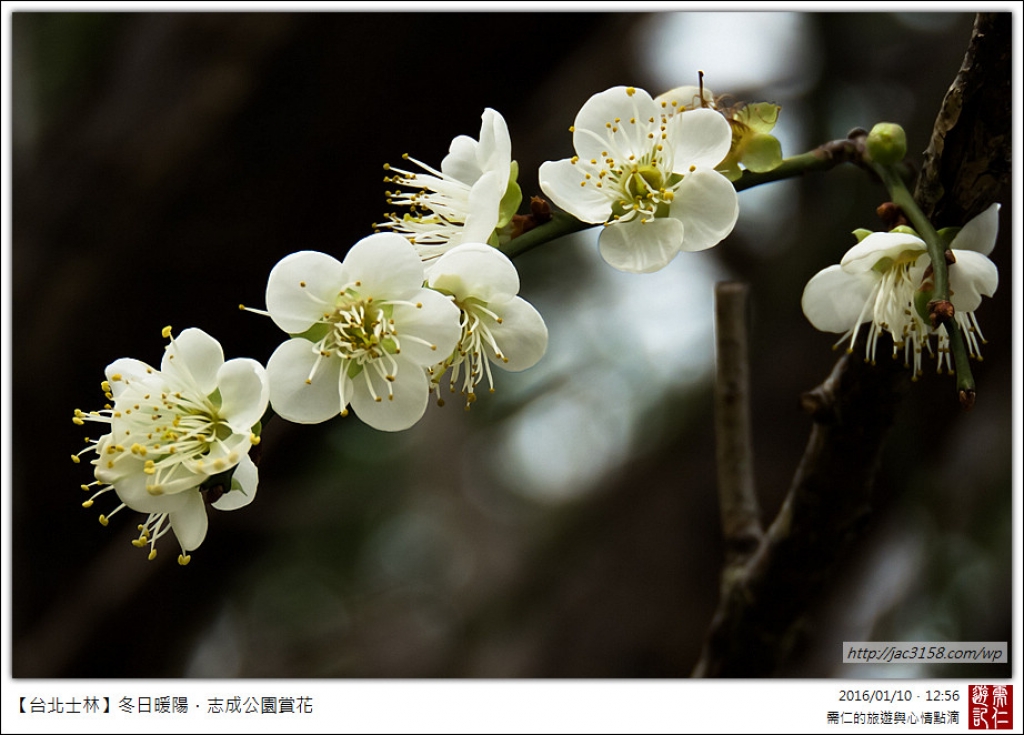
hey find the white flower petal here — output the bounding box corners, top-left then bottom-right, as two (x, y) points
(490, 297), (548, 372)
(573, 86), (656, 163)
(157, 460), (216, 496)
(950, 202), (1000, 256)
(216, 358), (269, 431)
(190, 432), (251, 476)
(93, 436), (141, 484)
(461, 170), (504, 243)
(669, 169), (738, 251)
(169, 491), (209, 553)
(266, 250), (347, 334)
(267, 338), (344, 424)
(350, 357), (429, 432)
(442, 134), (484, 185)
(654, 85), (715, 112)
(389, 288), (462, 367)
(476, 108), (512, 175)
(948, 249), (999, 312)
(598, 217), (685, 274)
(113, 471), (193, 514)
(342, 232), (425, 301)
(105, 358), (158, 398)
(668, 108), (733, 170)
(428, 243), (520, 303)
(841, 232), (926, 274)
(801, 264), (877, 333)
(441, 108), (511, 187)
(538, 158), (611, 224)
(161, 328), (224, 396)
(212, 453), (258, 511)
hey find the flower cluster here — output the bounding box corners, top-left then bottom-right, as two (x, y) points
(258, 234), (549, 426)
(801, 204), (1000, 376)
(73, 78), (1002, 565)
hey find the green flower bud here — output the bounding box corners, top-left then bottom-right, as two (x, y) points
(865, 122), (907, 165)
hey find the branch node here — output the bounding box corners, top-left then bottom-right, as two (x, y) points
(928, 299), (955, 328)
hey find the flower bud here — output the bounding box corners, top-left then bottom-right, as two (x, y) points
(865, 122), (907, 165)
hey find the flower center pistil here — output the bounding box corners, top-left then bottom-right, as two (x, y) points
(299, 282), (434, 405)
(572, 103), (684, 225)
(78, 379), (240, 496)
(845, 256), (932, 377)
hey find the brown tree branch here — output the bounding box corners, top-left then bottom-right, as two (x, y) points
(713, 283), (763, 566)
(693, 12), (1010, 677)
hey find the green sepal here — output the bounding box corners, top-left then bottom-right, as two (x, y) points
(293, 322), (330, 343)
(852, 228), (874, 243)
(914, 286), (934, 322)
(716, 161), (743, 182)
(936, 226), (961, 247)
(496, 160), (523, 229)
(889, 225), (919, 237)
(735, 102), (780, 134)
(740, 132), (783, 173)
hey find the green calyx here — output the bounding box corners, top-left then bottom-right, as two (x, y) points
(936, 226), (961, 247)
(717, 102), (783, 181)
(913, 286), (934, 323)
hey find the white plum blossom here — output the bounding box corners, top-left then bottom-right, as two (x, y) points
(73, 327), (269, 564)
(378, 108), (521, 265)
(425, 243), (548, 408)
(261, 233), (461, 431)
(801, 203), (1000, 377)
(538, 85), (739, 274)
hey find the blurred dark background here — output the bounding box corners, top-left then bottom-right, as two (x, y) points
(9, 11), (1014, 678)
